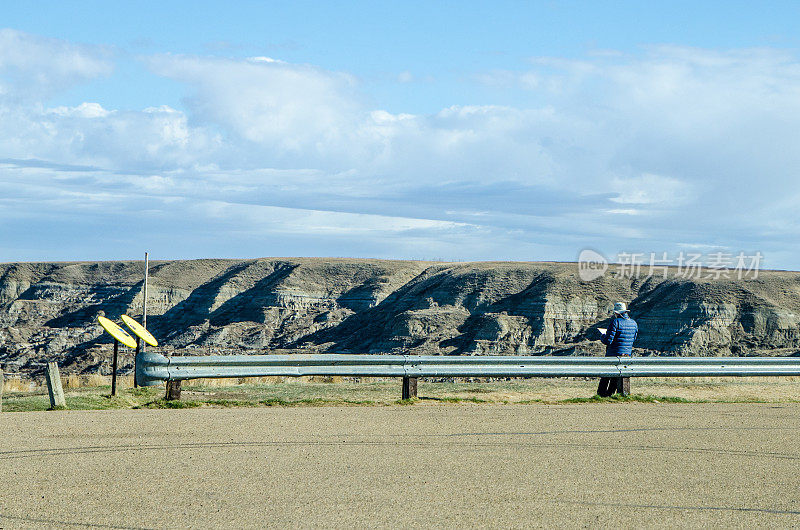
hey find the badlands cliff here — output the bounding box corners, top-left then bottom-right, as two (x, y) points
(1, 258), (799, 376)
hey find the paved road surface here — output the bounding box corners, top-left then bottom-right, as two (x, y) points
(2, 404), (800, 528)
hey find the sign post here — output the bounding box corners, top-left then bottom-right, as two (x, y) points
(121, 314), (159, 390)
(133, 338), (140, 388)
(111, 341), (119, 396)
(97, 316), (137, 397)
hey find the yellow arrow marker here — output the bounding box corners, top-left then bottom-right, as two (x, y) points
(98, 316), (137, 348)
(121, 314), (159, 347)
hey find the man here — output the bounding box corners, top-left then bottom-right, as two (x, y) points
(597, 301), (638, 397)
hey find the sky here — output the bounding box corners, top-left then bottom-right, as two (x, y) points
(1, 1), (799, 269)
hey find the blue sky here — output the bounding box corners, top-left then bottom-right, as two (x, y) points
(1, 1), (799, 268)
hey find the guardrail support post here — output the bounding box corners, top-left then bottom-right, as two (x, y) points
(45, 362), (66, 409)
(402, 377), (417, 400)
(165, 380), (181, 401)
(621, 377), (630, 396)
(0, 368), (4, 412)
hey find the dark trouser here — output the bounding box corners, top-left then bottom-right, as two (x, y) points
(597, 377), (630, 397)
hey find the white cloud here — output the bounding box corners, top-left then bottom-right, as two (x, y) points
(247, 56), (285, 64)
(0, 29), (112, 99)
(199, 200), (473, 235)
(146, 54), (366, 166)
(0, 103), (219, 170)
(0, 34), (799, 268)
(397, 70), (413, 83)
(605, 209), (642, 216)
(610, 173), (693, 206)
(49, 102), (112, 118)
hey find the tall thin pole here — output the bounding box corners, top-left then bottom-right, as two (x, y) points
(134, 252), (149, 388)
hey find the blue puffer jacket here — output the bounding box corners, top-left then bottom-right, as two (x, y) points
(601, 314), (638, 357)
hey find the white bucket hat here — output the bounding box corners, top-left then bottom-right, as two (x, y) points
(613, 301), (629, 314)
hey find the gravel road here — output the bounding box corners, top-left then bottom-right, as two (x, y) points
(2, 403), (799, 528)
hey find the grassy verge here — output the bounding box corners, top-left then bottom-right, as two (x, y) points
(3, 377), (800, 412)
(1, 386), (163, 412)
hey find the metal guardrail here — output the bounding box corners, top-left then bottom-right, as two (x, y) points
(135, 352), (800, 387)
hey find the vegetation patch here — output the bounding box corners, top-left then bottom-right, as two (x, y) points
(140, 399), (204, 409)
(2, 377), (798, 412)
(420, 396), (488, 404)
(561, 394), (694, 404)
(464, 387), (494, 394)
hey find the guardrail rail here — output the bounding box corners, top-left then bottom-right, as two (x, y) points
(135, 351), (800, 400)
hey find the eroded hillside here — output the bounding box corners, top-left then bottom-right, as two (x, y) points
(1, 258), (799, 376)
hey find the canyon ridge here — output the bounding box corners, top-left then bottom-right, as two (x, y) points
(1, 258), (799, 376)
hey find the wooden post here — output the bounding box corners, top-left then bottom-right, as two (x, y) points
(111, 340), (119, 396)
(612, 377), (630, 396)
(620, 377), (631, 396)
(45, 362), (66, 409)
(402, 377), (417, 400)
(165, 380), (181, 401)
(0, 369), (4, 413)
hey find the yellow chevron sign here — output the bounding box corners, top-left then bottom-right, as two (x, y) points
(121, 314), (159, 347)
(97, 316), (137, 348)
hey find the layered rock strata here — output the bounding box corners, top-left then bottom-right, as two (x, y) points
(1, 258), (798, 375)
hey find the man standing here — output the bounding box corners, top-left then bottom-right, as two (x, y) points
(597, 302), (638, 397)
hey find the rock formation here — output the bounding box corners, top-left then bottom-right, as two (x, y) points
(1, 258), (798, 376)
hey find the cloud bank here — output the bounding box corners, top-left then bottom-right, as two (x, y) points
(0, 29), (798, 268)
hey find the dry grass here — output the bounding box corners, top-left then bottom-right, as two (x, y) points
(412, 376), (800, 403)
(189, 376), (286, 387)
(179, 376), (800, 405)
(176, 375), (345, 386)
(64, 373), (81, 389)
(1, 373), (343, 393)
(2, 375), (35, 393)
(2, 373), (136, 393)
(626, 376), (800, 402)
